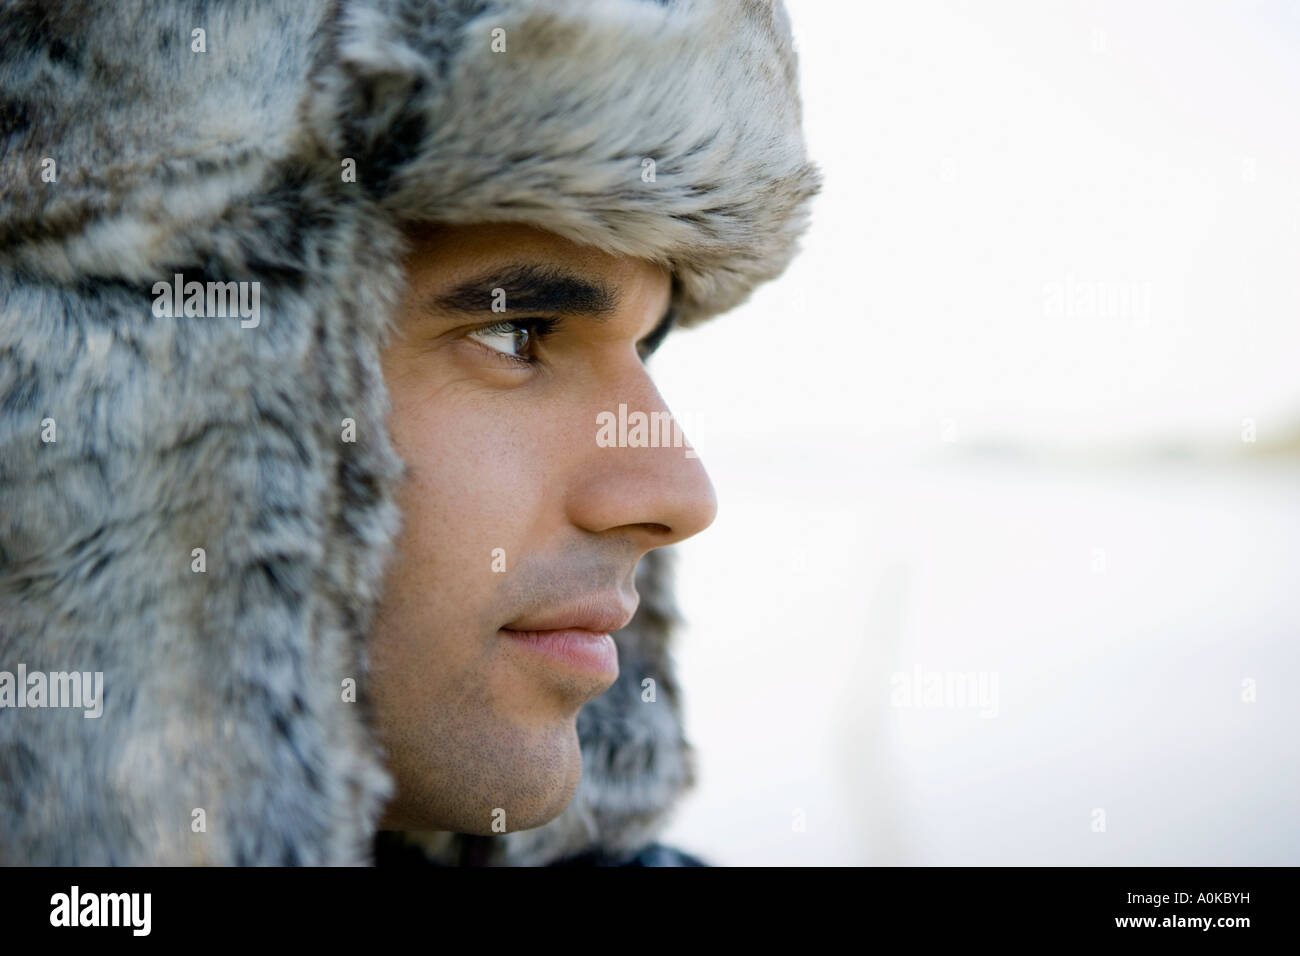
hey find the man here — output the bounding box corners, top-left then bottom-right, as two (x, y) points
(0, 0), (818, 865)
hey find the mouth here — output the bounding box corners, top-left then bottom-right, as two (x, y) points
(499, 597), (635, 677)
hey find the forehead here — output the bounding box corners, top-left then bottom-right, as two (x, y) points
(402, 221), (672, 304)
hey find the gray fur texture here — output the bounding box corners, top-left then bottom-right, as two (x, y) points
(0, 0), (819, 864)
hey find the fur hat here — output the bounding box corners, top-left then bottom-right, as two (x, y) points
(0, 0), (820, 864)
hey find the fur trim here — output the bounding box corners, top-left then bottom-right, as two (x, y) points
(0, 0), (818, 864)
(306, 0), (822, 326)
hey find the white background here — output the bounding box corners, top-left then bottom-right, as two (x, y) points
(654, 0), (1300, 865)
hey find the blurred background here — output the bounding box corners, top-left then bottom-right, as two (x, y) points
(653, 0), (1300, 865)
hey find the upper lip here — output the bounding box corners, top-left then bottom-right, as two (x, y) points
(503, 595), (637, 635)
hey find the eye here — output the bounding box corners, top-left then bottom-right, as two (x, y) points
(637, 307), (676, 361)
(466, 318), (560, 364)
(467, 321), (529, 359)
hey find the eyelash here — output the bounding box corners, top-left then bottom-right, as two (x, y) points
(468, 316), (668, 367)
(469, 317), (562, 367)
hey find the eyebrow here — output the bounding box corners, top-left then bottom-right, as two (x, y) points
(428, 263), (619, 317)
(424, 261), (677, 353)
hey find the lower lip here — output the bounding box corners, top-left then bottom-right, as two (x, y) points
(500, 628), (620, 676)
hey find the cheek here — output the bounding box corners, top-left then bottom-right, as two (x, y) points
(384, 379), (559, 602)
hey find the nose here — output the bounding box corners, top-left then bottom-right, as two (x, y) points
(566, 372), (718, 552)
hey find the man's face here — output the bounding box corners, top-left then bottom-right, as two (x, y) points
(370, 222), (717, 833)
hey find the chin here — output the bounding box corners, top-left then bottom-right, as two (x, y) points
(497, 716), (585, 831)
(411, 714), (584, 835)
